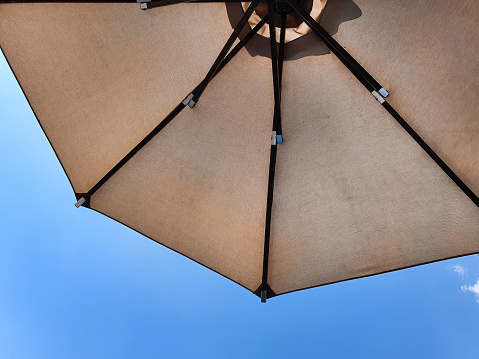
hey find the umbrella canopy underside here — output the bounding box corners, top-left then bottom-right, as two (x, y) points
(1, 0), (478, 298)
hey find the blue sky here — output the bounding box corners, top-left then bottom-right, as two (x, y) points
(1, 50), (478, 359)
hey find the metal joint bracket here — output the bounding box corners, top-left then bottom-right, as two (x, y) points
(372, 90), (385, 104)
(272, 132), (283, 145)
(182, 93), (195, 107)
(138, 0), (151, 10)
(378, 87), (389, 98)
(261, 290), (267, 303)
(75, 197), (86, 208)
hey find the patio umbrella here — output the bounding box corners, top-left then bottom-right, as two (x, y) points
(0, 0), (478, 302)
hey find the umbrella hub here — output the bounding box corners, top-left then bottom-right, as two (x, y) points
(254, 0), (314, 28)
(255, 0), (314, 28)
(242, 0), (328, 43)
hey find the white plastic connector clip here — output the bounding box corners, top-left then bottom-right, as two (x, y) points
(372, 90), (385, 104)
(138, 0), (150, 10)
(75, 197), (86, 208)
(378, 87), (389, 98)
(271, 131), (277, 146)
(182, 93), (194, 106)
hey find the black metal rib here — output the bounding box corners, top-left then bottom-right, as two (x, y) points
(143, 0), (244, 9)
(0, 1), (242, 6)
(278, 11), (286, 90)
(76, 102), (185, 207)
(190, 16), (268, 108)
(256, 142), (277, 303)
(75, 17), (266, 205)
(382, 102), (479, 207)
(217, 16), (268, 76)
(256, 0), (283, 303)
(190, 0), (260, 106)
(269, 0), (282, 136)
(286, 0), (384, 94)
(289, 0), (479, 209)
(0, 1), (137, 2)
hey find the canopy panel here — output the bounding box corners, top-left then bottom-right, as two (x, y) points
(0, 2), (235, 194)
(269, 53), (479, 295)
(322, 0), (479, 197)
(90, 48), (273, 291)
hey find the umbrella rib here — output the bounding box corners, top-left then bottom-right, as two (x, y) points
(217, 15), (268, 75)
(278, 11), (286, 92)
(269, 5), (282, 138)
(74, 16), (267, 207)
(257, 142), (277, 303)
(285, 0), (387, 96)
(141, 0), (244, 10)
(186, 0), (260, 107)
(0, 1), (140, 3)
(380, 102), (479, 208)
(0, 1), (243, 6)
(256, 0), (285, 303)
(287, 0), (479, 209)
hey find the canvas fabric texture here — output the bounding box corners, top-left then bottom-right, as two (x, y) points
(0, 0), (478, 296)
(269, 52), (479, 295)
(0, 2), (235, 194)
(91, 48), (273, 292)
(321, 0), (479, 197)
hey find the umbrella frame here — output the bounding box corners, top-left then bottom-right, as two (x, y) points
(2, 0), (478, 303)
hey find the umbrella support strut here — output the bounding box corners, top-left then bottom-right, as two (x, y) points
(269, 2), (283, 139)
(0, 0), (150, 3)
(0, 0), (243, 4)
(288, 0), (479, 209)
(74, 14), (268, 207)
(254, 1), (287, 303)
(139, 0), (245, 10)
(278, 11), (286, 91)
(185, 0), (261, 107)
(285, 0), (387, 96)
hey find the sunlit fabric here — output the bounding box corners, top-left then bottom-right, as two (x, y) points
(1, 0), (477, 299)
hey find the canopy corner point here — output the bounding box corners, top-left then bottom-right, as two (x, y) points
(74, 194), (90, 208)
(254, 284), (276, 303)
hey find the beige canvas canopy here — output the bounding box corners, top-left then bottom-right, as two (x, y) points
(1, 0), (478, 302)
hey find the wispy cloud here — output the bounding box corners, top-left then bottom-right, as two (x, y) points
(450, 264), (467, 278)
(461, 279), (479, 304)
